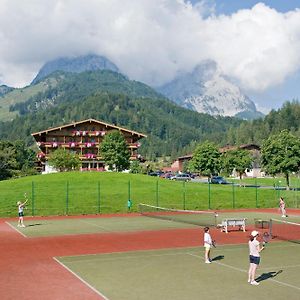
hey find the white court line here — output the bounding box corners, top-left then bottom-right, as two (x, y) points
(188, 253), (300, 291)
(5, 221), (27, 238)
(78, 219), (110, 231)
(260, 264), (300, 270)
(59, 251), (191, 264)
(53, 257), (110, 300)
(58, 242), (298, 262)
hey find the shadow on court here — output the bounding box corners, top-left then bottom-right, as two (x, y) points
(256, 270), (283, 282)
(27, 223), (43, 227)
(211, 255), (224, 261)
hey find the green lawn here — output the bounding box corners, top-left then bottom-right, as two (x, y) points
(1, 172), (299, 217)
(56, 243), (300, 300)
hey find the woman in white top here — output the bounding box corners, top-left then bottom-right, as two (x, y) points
(17, 193), (28, 228)
(279, 197), (287, 217)
(248, 230), (264, 285)
(204, 227), (213, 264)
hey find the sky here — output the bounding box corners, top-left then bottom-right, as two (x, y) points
(0, 0), (300, 112)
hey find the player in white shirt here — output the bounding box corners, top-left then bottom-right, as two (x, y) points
(17, 193), (28, 228)
(203, 227), (213, 263)
(279, 197), (287, 217)
(248, 230), (264, 285)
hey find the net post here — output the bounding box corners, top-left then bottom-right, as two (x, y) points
(269, 219), (273, 238)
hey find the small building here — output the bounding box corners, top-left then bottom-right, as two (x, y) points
(32, 118), (147, 173)
(171, 144), (263, 177)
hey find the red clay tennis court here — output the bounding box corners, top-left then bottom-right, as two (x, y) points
(1, 208), (300, 300)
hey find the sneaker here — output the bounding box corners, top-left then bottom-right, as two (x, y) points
(250, 281), (259, 286)
(205, 260), (212, 264)
(21, 225), (26, 228)
(282, 215), (286, 218)
(247, 279), (251, 283)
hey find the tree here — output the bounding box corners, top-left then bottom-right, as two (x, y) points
(261, 130), (300, 188)
(48, 149), (81, 172)
(100, 130), (130, 171)
(189, 141), (221, 177)
(130, 160), (142, 174)
(0, 141), (17, 180)
(221, 149), (252, 179)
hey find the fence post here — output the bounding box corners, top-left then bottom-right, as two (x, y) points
(208, 181), (211, 209)
(183, 181), (186, 210)
(31, 181), (35, 216)
(232, 183), (235, 208)
(156, 179), (159, 207)
(66, 181), (69, 215)
(97, 181), (101, 214)
(128, 180), (131, 201)
(255, 178), (258, 208)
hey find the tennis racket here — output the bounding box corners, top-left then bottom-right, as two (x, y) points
(212, 240), (217, 248)
(262, 232), (271, 246)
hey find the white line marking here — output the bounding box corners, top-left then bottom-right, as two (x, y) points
(5, 221), (27, 238)
(187, 253), (300, 291)
(260, 264), (300, 270)
(78, 219), (109, 231)
(53, 257), (110, 300)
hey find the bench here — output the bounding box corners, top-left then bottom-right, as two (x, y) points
(219, 218), (246, 233)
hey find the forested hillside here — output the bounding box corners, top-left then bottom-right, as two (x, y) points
(0, 92), (242, 159)
(226, 101), (300, 145)
(0, 69), (299, 159)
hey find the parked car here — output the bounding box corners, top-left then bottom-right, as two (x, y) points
(210, 176), (228, 184)
(148, 171), (164, 177)
(160, 172), (173, 179)
(171, 173), (192, 181)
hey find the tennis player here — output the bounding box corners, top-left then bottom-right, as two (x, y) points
(279, 197), (287, 217)
(248, 230), (264, 285)
(204, 227), (213, 263)
(17, 193), (28, 228)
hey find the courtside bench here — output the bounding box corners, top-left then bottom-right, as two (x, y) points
(219, 218), (246, 233)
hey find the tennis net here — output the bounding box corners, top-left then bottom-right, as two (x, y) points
(138, 203), (218, 227)
(270, 218), (300, 243)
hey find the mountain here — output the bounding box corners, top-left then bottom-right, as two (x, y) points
(157, 60), (264, 120)
(0, 70), (242, 158)
(0, 85), (14, 97)
(31, 54), (119, 84)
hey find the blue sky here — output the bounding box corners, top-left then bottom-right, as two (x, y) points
(200, 0), (300, 14)
(0, 0), (299, 113)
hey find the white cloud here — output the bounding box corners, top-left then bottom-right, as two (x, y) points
(0, 0), (300, 93)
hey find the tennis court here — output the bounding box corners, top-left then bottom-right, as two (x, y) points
(6, 209), (300, 238)
(1, 207), (300, 300)
(56, 243), (300, 300)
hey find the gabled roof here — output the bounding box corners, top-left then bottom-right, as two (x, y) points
(31, 118), (147, 137)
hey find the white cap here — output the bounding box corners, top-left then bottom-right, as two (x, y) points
(251, 230), (259, 237)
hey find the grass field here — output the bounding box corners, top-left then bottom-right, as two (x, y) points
(1, 172), (300, 217)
